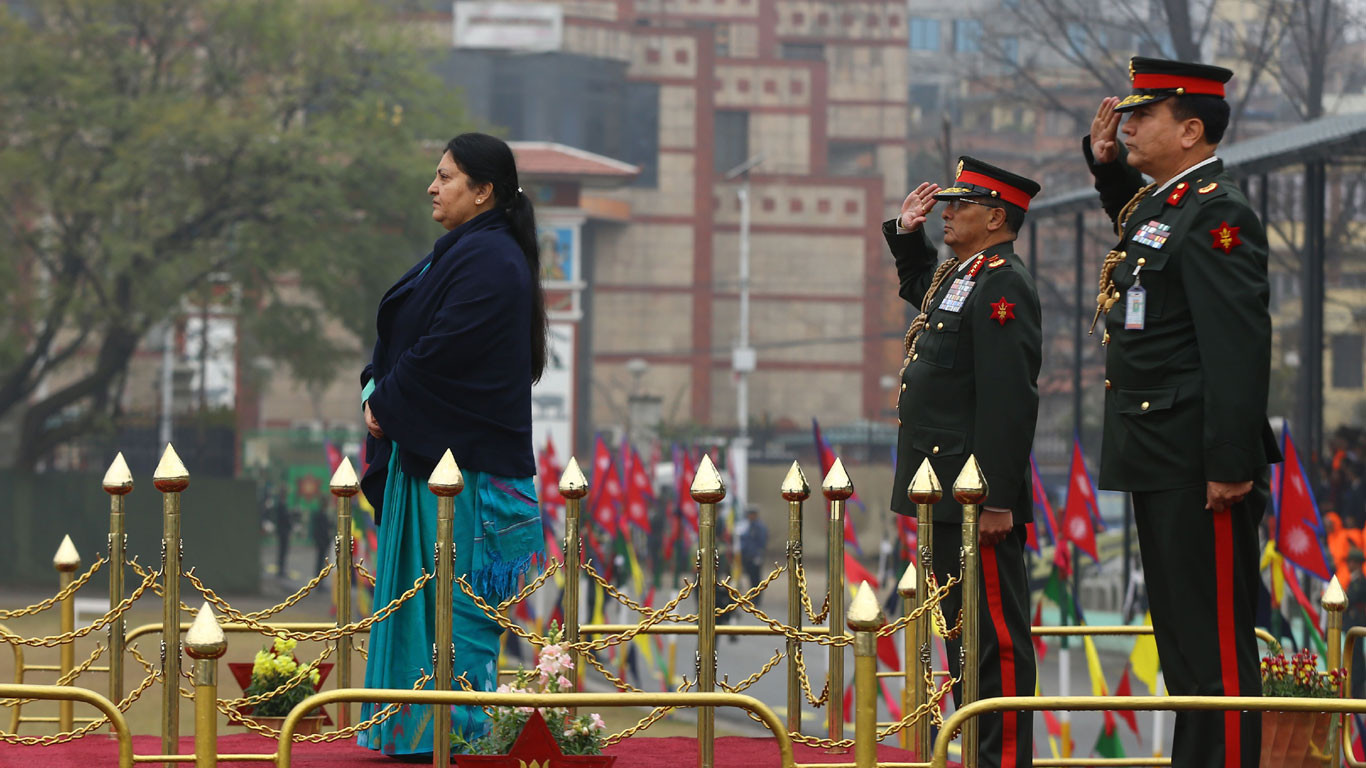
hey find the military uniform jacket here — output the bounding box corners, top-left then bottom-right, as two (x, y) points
(1084, 139), (1281, 491)
(883, 222), (1041, 523)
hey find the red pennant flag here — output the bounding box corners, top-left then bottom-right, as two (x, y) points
(813, 419), (864, 554)
(1061, 438), (1100, 562)
(1284, 558), (1325, 635)
(843, 682), (855, 723)
(1114, 666), (1140, 737)
(879, 679), (902, 722)
(324, 441), (344, 472)
(1030, 454), (1060, 549)
(621, 444), (654, 534)
(896, 515), (917, 562)
(537, 433), (563, 521)
(676, 447), (699, 534)
(589, 436), (623, 539)
(844, 551), (879, 591)
(1277, 428), (1332, 581)
(1031, 600), (1047, 663)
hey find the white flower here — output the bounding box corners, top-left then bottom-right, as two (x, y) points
(564, 729), (575, 738)
(590, 713), (606, 730)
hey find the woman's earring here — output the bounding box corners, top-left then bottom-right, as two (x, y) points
(476, 198), (484, 204)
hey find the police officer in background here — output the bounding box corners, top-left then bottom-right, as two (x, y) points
(1085, 57), (1282, 768)
(885, 157), (1041, 767)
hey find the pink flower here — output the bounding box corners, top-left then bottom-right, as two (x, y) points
(590, 713), (606, 731)
(557, 675), (572, 689)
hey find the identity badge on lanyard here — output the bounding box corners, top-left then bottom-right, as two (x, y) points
(1124, 263), (1146, 330)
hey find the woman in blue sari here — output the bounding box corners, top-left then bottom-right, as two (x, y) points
(356, 133), (548, 757)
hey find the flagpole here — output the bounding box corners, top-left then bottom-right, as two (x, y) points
(1060, 542), (1076, 758)
(1152, 671), (1165, 757)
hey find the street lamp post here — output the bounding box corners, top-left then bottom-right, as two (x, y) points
(725, 154), (764, 517)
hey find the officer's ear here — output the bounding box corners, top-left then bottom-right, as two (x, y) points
(986, 206), (1007, 233)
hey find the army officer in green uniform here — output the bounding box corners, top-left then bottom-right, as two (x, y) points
(1085, 57), (1281, 768)
(885, 157), (1041, 768)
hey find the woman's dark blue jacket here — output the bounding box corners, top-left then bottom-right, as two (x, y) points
(360, 209), (534, 516)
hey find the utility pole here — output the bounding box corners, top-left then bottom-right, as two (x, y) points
(724, 153), (764, 518)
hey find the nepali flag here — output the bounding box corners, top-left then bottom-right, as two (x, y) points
(1277, 427), (1332, 582)
(1060, 437), (1100, 563)
(587, 435), (624, 569)
(813, 418), (863, 555)
(621, 442), (654, 534)
(537, 432), (563, 522)
(674, 445), (700, 534)
(1027, 454), (1059, 555)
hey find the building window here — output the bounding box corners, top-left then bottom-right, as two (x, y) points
(1332, 334), (1364, 389)
(625, 82), (659, 187)
(909, 18), (940, 51)
(953, 20), (982, 53)
(714, 110), (749, 174)
(781, 42), (824, 61)
(1001, 36), (1019, 64)
(828, 142), (878, 177)
(909, 84), (940, 115)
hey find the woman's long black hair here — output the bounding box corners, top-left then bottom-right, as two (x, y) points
(444, 133), (549, 382)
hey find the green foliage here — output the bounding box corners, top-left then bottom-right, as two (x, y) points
(452, 623), (607, 756)
(245, 637), (321, 718)
(1260, 645), (1345, 698)
(0, 0), (470, 463)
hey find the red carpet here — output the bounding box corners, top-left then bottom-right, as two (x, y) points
(0, 733), (933, 767)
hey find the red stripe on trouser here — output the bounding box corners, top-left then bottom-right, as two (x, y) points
(1213, 508), (1240, 768)
(981, 543), (1017, 768)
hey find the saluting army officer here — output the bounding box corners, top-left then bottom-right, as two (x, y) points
(885, 157), (1041, 768)
(1085, 57), (1282, 768)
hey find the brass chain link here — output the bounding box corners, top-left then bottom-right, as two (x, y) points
(128, 559), (194, 612)
(718, 581), (851, 646)
(494, 559), (559, 614)
(354, 561), (376, 587)
(0, 645), (106, 706)
(786, 727), (855, 750)
(877, 570), (959, 638)
(578, 649), (644, 693)
(0, 567), (158, 647)
(924, 572), (963, 640)
(185, 564), (333, 623)
(0, 646), (157, 746)
(218, 671), (433, 742)
(790, 645), (829, 707)
(875, 671), (957, 740)
(720, 564), (786, 617)
(571, 580), (696, 651)
(0, 557), (107, 620)
(600, 677), (694, 746)
(580, 559), (694, 621)
(792, 563), (830, 624)
(189, 570), (433, 641)
(717, 649), (784, 694)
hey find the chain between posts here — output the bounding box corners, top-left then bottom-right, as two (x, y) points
(790, 645), (830, 707)
(878, 571), (960, 637)
(925, 572), (964, 640)
(221, 643), (336, 709)
(494, 559), (560, 614)
(354, 562), (376, 588)
(185, 565), (334, 622)
(0, 645), (157, 746)
(875, 671), (958, 741)
(0, 567), (158, 647)
(599, 677), (696, 746)
(718, 581), (852, 646)
(188, 571), (433, 641)
(578, 648), (645, 693)
(219, 672), (434, 742)
(0, 557), (108, 620)
(127, 558), (194, 612)
(580, 559), (698, 621)
(792, 562), (830, 624)
(717, 650), (784, 693)
(0, 645), (107, 706)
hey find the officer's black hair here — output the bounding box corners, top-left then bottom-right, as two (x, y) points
(981, 200), (1026, 236)
(1167, 94), (1229, 145)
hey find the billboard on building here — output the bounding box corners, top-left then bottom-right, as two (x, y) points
(453, 2), (564, 52)
(532, 321), (575, 461)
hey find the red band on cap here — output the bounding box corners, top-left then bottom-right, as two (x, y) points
(1131, 73), (1225, 97)
(955, 170), (1032, 210)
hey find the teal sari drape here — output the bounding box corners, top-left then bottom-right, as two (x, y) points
(357, 444), (542, 756)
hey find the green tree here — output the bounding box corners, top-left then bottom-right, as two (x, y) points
(0, 0), (467, 468)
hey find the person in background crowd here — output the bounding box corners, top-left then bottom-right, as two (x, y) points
(739, 506), (769, 603)
(1346, 547), (1366, 698)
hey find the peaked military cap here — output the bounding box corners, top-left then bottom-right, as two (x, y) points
(1115, 56), (1234, 112)
(934, 156), (1042, 212)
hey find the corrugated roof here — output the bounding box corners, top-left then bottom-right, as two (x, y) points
(509, 142), (639, 184)
(1031, 111), (1366, 217)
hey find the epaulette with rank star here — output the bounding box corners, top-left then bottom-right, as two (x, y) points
(987, 256), (1008, 269)
(1165, 181), (1191, 207)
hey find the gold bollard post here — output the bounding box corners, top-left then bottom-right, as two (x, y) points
(103, 453), (133, 723)
(54, 535), (81, 731)
(329, 458), (359, 729)
(154, 443), (190, 760)
(1324, 575), (1347, 768)
(692, 455), (726, 768)
(849, 581), (886, 768)
(907, 458), (941, 760)
(559, 457), (589, 712)
(428, 450), (464, 768)
(184, 604), (226, 768)
(952, 455), (988, 768)
(781, 461), (810, 736)
(822, 458), (854, 747)
(896, 563), (916, 752)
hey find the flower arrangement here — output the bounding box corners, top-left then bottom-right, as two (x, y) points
(1260, 646), (1344, 698)
(454, 622), (607, 756)
(243, 637), (323, 718)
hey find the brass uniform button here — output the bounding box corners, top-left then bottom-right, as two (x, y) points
(1176, 182), (1186, 189)
(1140, 401), (1150, 411)
(1105, 379), (1112, 390)
(912, 353), (918, 362)
(900, 382), (906, 392)
(1119, 250), (1126, 258)
(936, 322), (944, 330)
(897, 418), (902, 426)
(932, 446), (940, 455)
(1137, 257), (1146, 266)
